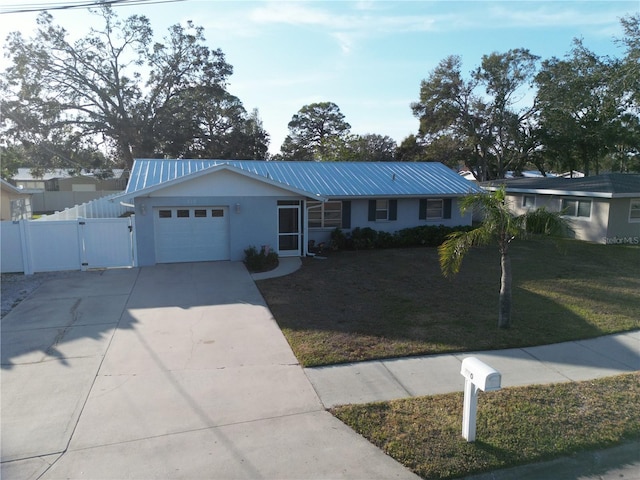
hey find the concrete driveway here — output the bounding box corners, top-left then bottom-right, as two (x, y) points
(1, 262), (419, 480)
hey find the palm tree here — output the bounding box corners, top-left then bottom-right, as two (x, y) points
(438, 186), (569, 329)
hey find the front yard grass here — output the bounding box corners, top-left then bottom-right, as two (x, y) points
(331, 373), (640, 479)
(256, 239), (640, 367)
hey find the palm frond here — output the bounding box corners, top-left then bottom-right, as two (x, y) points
(438, 227), (493, 277)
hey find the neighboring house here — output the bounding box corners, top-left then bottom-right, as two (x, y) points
(11, 169), (128, 213)
(1, 179), (32, 220)
(12, 168), (127, 191)
(119, 159), (483, 265)
(484, 173), (640, 245)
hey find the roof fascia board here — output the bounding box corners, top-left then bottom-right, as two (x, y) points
(324, 193), (479, 200)
(485, 185), (614, 199)
(1, 178), (27, 194)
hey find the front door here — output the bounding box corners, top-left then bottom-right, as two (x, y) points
(277, 205), (301, 256)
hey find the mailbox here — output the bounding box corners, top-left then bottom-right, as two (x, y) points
(460, 357), (502, 442)
(460, 357), (502, 392)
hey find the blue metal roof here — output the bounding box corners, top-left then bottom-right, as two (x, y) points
(126, 159), (482, 198)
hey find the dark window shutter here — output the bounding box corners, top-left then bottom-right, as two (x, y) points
(368, 200), (376, 221)
(342, 201), (351, 229)
(389, 199), (397, 221)
(419, 199), (427, 220)
(443, 198), (452, 219)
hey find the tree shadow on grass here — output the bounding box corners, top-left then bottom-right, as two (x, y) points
(468, 440), (640, 480)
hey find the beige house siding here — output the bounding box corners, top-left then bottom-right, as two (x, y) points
(505, 193), (611, 243)
(1, 188), (14, 220)
(1, 187), (31, 221)
(566, 198), (609, 243)
(606, 198), (640, 243)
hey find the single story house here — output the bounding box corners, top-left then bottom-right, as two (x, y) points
(1, 178), (32, 221)
(12, 168), (128, 214)
(118, 159), (483, 265)
(483, 173), (640, 245)
(12, 168), (127, 192)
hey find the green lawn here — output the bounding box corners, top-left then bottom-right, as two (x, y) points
(257, 239), (640, 367)
(332, 373), (640, 479)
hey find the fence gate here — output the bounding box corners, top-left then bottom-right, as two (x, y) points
(79, 217), (135, 270)
(0, 217), (136, 274)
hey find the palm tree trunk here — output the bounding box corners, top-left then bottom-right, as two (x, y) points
(498, 252), (512, 328)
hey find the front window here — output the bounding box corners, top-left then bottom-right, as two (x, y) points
(630, 199), (640, 222)
(426, 199), (443, 220)
(376, 199), (389, 220)
(523, 195), (535, 208)
(561, 198), (591, 218)
(308, 201), (342, 228)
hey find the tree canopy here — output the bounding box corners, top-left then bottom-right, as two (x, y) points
(411, 50), (541, 180)
(279, 102), (352, 161)
(0, 6), (269, 172)
(411, 14), (640, 178)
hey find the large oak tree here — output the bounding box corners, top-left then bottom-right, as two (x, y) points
(1, 6), (268, 171)
(411, 50), (540, 180)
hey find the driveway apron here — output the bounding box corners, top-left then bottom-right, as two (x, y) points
(2, 263), (418, 480)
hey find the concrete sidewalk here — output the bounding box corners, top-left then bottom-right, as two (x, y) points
(305, 330), (640, 408)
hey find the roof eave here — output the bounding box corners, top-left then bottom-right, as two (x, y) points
(485, 185), (615, 199)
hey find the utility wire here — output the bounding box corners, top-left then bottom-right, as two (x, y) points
(0, 0), (187, 15)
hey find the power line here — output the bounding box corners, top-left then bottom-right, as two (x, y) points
(0, 0), (187, 15)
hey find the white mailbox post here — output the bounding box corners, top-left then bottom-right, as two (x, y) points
(460, 357), (502, 442)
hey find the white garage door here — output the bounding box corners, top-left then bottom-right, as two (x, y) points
(154, 207), (230, 263)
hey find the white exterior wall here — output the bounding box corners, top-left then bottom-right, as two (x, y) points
(134, 170), (307, 265)
(308, 197), (473, 245)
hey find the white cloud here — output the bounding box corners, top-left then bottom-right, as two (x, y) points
(249, 2), (338, 28)
(487, 3), (632, 31)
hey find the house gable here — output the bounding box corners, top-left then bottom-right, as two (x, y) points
(147, 168), (313, 198)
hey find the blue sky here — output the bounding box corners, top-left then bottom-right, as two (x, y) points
(0, 1), (637, 155)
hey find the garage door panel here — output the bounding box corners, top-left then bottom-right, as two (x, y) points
(154, 207), (230, 263)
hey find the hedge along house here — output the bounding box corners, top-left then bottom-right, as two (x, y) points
(483, 173), (640, 245)
(119, 159), (482, 265)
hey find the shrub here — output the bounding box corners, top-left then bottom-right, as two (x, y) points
(330, 225), (475, 251)
(350, 227), (378, 250)
(375, 230), (397, 249)
(330, 228), (348, 251)
(244, 245), (279, 273)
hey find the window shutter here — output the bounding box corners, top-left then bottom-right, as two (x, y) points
(443, 198), (452, 219)
(342, 201), (351, 229)
(419, 199), (427, 220)
(368, 200), (376, 221)
(389, 199), (397, 221)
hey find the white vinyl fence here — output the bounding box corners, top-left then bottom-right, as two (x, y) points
(1, 217), (136, 274)
(35, 192), (134, 220)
